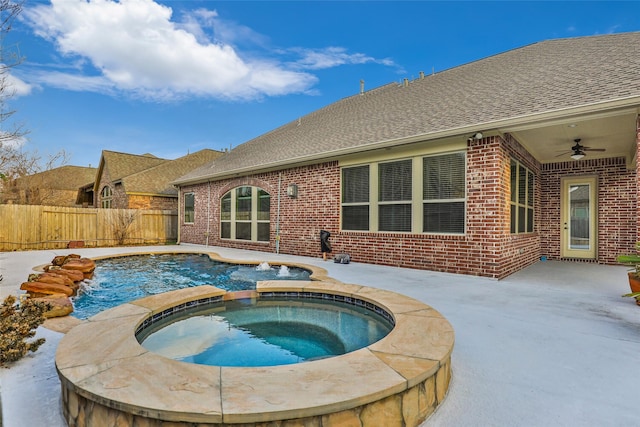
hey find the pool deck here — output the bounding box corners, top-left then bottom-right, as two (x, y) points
(1, 244), (639, 427)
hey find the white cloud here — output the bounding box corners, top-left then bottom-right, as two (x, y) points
(3, 70), (32, 97)
(22, 0), (397, 102)
(22, 0), (318, 101)
(30, 71), (115, 95)
(290, 47), (395, 71)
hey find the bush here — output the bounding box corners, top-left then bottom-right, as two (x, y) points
(0, 295), (50, 366)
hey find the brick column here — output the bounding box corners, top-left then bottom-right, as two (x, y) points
(466, 135), (507, 277)
(636, 115), (640, 243)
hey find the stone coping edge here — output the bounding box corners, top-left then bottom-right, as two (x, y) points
(54, 253), (454, 425)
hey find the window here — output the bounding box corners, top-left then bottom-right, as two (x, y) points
(379, 160), (412, 232)
(510, 159), (534, 233)
(101, 186), (112, 209)
(341, 151), (466, 234)
(257, 189), (270, 241)
(423, 153), (465, 233)
(235, 186), (252, 239)
(220, 192), (231, 238)
(184, 193), (195, 223)
(342, 165), (370, 230)
(220, 186), (270, 242)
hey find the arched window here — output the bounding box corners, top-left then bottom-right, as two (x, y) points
(101, 186), (112, 208)
(220, 186), (270, 242)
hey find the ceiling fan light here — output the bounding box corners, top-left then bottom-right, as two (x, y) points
(571, 152), (585, 160)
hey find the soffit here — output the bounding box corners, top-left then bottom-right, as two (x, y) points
(504, 107), (638, 165)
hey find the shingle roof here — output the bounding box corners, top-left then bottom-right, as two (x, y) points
(121, 149), (224, 196)
(175, 32), (640, 185)
(15, 165), (97, 190)
(101, 151), (168, 181)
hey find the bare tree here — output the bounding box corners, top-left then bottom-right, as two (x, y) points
(0, 1), (68, 203)
(0, 0), (27, 183)
(2, 150), (70, 204)
(111, 210), (139, 245)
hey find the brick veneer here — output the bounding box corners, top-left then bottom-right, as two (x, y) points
(540, 157), (636, 264)
(637, 115), (640, 244)
(180, 127), (639, 279)
(180, 135), (538, 279)
(179, 163), (340, 256)
(127, 194), (176, 210)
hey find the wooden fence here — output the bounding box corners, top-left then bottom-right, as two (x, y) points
(0, 205), (178, 251)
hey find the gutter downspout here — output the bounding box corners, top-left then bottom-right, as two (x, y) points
(176, 187), (181, 244)
(276, 172), (281, 254)
(206, 181), (211, 246)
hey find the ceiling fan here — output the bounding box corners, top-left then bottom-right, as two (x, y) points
(556, 138), (606, 160)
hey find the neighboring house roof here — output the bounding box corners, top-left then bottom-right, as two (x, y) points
(91, 149), (224, 198)
(119, 149), (225, 196)
(95, 151), (168, 192)
(15, 165), (97, 190)
(174, 32), (640, 185)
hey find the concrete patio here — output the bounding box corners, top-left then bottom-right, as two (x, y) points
(1, 244), (639, 426)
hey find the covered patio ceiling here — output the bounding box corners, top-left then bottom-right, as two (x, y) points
(503, 107), (638, 166)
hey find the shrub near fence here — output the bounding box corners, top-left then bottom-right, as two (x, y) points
(0, 205), (177, 251)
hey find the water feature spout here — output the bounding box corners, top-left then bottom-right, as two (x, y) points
(256, 262), (271, 271)
(277, 265), (290, 277)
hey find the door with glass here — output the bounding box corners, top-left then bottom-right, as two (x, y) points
(560, 176), (597, 259)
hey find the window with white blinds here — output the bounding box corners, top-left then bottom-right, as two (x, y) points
(379, 159), (412, 232)
(341, 151), (466, 234)
(220, 186), (270, 241)
(423, 153), (465, 233)
(342, 165), (370, 230)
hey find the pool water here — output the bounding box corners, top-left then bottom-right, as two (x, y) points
(139, 298), (393, 367)
(72, 254), (310, 319)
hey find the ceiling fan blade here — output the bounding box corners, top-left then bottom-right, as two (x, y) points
(555, 151), (571, 157)
(583, 147), (606, 152)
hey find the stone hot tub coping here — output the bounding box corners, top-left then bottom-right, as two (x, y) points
(55, 257), (454, 426)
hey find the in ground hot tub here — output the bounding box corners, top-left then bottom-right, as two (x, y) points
(138, 295), (394, 367)
(56, 277), (454, 426)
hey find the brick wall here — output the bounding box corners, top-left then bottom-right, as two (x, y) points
(180, 137), (535, 279)
(95, 168), (114, 208)
(179, 163), (341, 254)
(540, 157), (636, 264)
(637, 115), (640, 244)
(179, 131), (637, 278)
(96, 167), (129, 209)
(497, 134), (542, 277)
(128, 194), (176, 210)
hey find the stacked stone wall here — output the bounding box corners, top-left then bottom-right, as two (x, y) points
(60, 356), (450, 427)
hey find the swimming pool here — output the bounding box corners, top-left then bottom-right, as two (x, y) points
(72, 253), (310, 319)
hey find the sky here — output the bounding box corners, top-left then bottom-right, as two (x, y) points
(4, 0), (640, 169)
